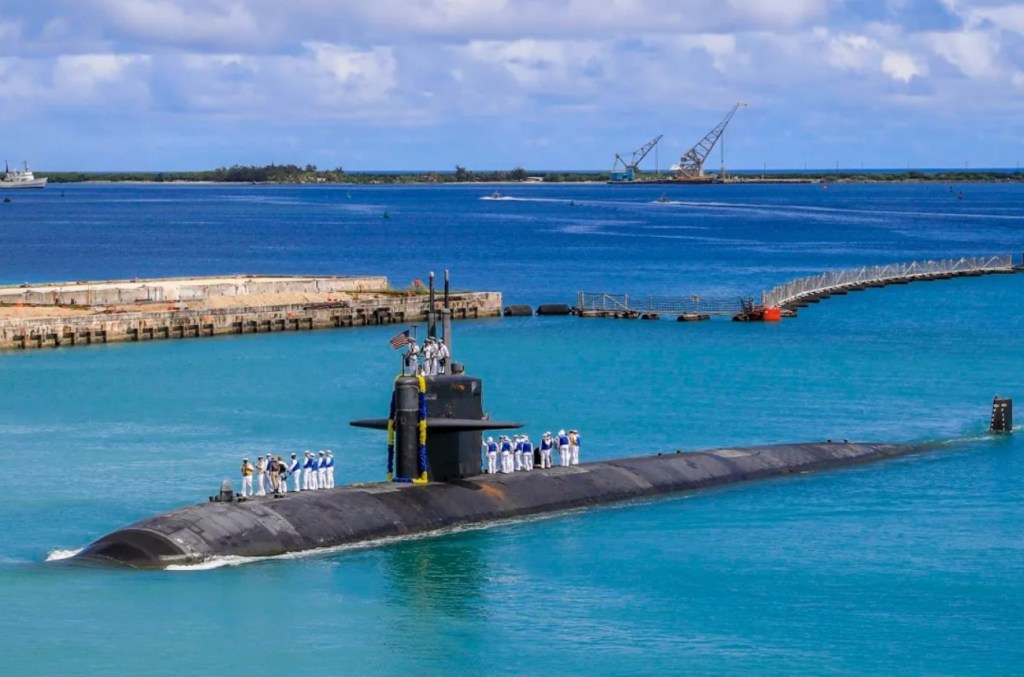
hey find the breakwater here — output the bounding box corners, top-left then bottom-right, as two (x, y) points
(0, 275), (501, 350)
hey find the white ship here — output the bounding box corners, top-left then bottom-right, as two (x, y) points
(0, 161), (47, 189)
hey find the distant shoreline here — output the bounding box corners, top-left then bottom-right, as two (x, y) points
(35, 164), (1024, 185)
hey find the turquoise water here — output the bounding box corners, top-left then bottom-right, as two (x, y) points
(1, 183), (1023, 674)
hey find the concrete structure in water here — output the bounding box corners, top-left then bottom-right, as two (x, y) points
(0, 275), (501, 350)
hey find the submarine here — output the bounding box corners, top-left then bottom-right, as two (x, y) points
(69, 274), (1014, 569)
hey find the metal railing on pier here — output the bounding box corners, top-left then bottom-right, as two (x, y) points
(761, 255), (1013, 308)
(576, 292), (742, 316)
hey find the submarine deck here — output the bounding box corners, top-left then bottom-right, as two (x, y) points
(73, 441), (919, 569)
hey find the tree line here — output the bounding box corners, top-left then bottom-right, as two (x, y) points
(39, 164), (1024, 184)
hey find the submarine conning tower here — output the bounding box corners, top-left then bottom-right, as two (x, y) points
(350, 269), (522, 483)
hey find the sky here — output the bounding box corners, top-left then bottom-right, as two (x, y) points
(1, 0), (1022, 171)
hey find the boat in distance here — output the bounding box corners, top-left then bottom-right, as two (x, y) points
(1, 161), (47, 189)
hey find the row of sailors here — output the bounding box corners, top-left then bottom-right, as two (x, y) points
(239, 450), (335, 497)
(404, 337), (451, 376)
(483, 430), (581, 474)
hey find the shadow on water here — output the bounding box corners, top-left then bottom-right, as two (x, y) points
(378, 532), (488, 617)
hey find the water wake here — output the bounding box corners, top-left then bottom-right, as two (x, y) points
(45, 548), (82, 562)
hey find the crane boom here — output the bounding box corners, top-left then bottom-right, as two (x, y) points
(676, 102), (746, 178)
(611, 134), (663, 181)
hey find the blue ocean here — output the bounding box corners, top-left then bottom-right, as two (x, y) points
(1, 182), (1022, 675)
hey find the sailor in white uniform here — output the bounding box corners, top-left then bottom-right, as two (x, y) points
(499, 435), (513, 473)
(422, 338), (438, 375)
(404, 339), (420, 375)
(521, 435), (534, 471)
(557, 430), (570, 467)
(326, 450), (335, 488)
(316, 451), (327, 489)
(569, 430), (581, 465)
(255, 456), (267, 496)
(240, 457), (254, 497)
(436, 340), (450, 375)
(288, 453), (301, 492)
(513, 435), (524, 471)
(303, 451), (317, 490)
(485, 436), (498, 474)
(276, 456), (288, 494)
(539, 432), (554, 469)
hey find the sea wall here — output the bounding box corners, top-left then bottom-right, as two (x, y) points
(0, 274), (388, 306)
(0, 276), (502, 350)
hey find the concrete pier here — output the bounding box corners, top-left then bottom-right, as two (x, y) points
(0, 275), (502, 350)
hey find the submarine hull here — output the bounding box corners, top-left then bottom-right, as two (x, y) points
(73, 442), (917, 568)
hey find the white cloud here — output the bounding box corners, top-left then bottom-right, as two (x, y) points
(941, 0), (1024, 35)
(825, 34), (877, 71)
(303, 43), (397, 103)
(881, 51), (923, 82)
(675, 34), (741, 72)
(0, 17), (20, 42)
(94, 0), (263, 46)
(928, 30), (999, 78)
(54, 54), (150, 101)
(460, 39), (603, 89)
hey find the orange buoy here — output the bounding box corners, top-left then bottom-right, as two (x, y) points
(763, 307), (782, 322)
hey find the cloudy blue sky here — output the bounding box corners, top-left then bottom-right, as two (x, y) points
(2, 0), (1022, 171)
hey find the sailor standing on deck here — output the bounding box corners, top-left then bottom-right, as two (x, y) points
(310, 451), (321, 490)
(326, 450), (335, 488)
(539, 432), (554, 469)
(557, 430), (570, 467)
(404, 339), (420, 375)
(521, 435), (534, 471)
(302, 451), (316, 490)
(514, 435), (524, 471)
(255, 456), (267, 496)
(317, 451), (327, 488)
(485, 436), (498, 474)
(267, 456), (280, 495)
(422, 337), (438, 375)
(289, 453), (301, 492)
(569, 430), (581, 465)
(240, 457), (254, 497)
(436, 340), (450, 375)
(499, 435), (513, 473)
(276, 456), (289, 494)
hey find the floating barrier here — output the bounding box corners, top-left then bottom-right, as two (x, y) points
(536, 303), (572, 316)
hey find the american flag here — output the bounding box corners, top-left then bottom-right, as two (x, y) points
(388, 329), (411, 350)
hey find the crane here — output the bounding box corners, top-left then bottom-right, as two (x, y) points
(674, 102), (746, 179)
(610, 134), (663, 182)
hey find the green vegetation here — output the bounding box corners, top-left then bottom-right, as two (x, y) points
(40, 164), (1024, 185)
